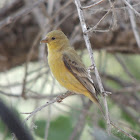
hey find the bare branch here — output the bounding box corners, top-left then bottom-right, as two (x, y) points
(74, 0), (111, 135)
(0, 0), (47, 29)
(127, 0), (140, 49)
(108, 0), (117, 29)
(122, 0), (140, 17)
(24, 92), (74, 123)
(110, 121), (137, 140)
(81, 0), (105, 9)
(115, 54), (136, 80)
(22, 32), (42, 98)
(86, 9), (111, 33)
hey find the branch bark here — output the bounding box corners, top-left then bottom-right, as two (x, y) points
(74, 0), (111, 135)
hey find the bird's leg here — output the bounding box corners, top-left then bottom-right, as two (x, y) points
(87, 65), (112, 96)
(102, 91), (112, 96)
(87, 64), (95, 82)
(87, 64), (95, 72)
(57, 91), (75, 103)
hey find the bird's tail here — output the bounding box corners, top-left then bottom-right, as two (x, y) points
(85, 92), (106, 119)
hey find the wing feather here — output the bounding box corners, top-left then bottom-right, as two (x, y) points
(62, 49), (100, 101)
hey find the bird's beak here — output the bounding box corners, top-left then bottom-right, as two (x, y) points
(40, 37), (48, 43)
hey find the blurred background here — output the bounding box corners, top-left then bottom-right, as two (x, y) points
(0, 0), (140, 140)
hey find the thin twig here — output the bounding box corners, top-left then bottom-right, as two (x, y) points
(107, 84), (140, 94)
(108, 0), (117, 30)
(86, 9), (111, 33)
(24, 92), (74, 123)
(25, 0), (46, 31)
(30, 100), (40, 133)
(83, 2), (140, 13)
(118, 121), (140, 136)
(122, 0), (140, 17)
(81, 0), (105, 9)
(74, 0), (111, 135)
(21, 32), (42, 98)
(54, 11), (75, 29)
(110, 121), (137, 140)
(91, 29), (110, 32)
(104, 45), (140, 53)
(126, 0), (140, 49)
(0, 0), (48, 29)
(115, 54), (136, 80)
(0, 89), (66, 100)
(49, 0), (73, 24)
(44, 79), (55, 140)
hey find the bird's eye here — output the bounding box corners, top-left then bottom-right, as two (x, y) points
(52, 37), (55, 40)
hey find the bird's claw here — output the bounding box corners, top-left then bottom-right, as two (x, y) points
(102, 91), (112, 96)
(88, 64), (95, 71)
(57, 97), (64, 103)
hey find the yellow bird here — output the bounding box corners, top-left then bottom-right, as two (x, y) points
(41, 30), (102, 110)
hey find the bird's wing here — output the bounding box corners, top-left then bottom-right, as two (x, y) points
(62, 49), (100, 100)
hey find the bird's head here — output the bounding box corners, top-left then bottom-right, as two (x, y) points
(41, 30), (70, 51)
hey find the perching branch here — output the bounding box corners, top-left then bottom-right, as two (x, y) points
(74, 0), (138, 139)
(74, 0), (111, 135)
(126, 0), (140, 49)
(122, 0), (140, 17)
(24, 91), (74, 123)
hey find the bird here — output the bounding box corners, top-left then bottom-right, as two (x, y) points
(41, 30), (103, 112)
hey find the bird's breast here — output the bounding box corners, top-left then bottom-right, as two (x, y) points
(48, 52), (69, 83)
(48, 51), (84, 92)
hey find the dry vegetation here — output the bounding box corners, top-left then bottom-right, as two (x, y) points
(0, 0), (140, 140)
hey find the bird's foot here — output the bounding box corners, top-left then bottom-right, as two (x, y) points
(102, 91), (112, 96)
(88, 64), (95, 72)
(57, 97), (64, 103)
